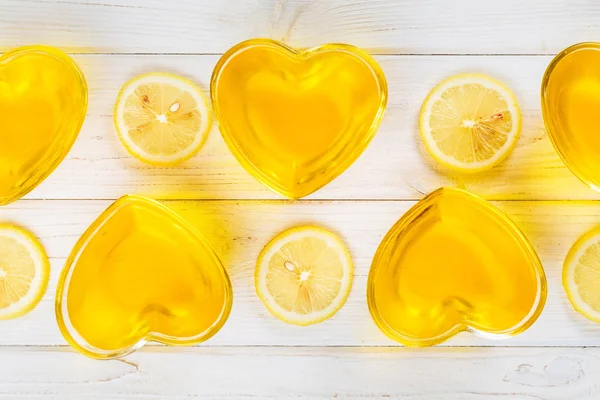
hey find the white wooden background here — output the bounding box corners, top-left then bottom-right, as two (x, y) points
(2, 0), (600, 398)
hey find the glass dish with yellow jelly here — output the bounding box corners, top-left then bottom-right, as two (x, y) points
(0, 46), (87, 205)
(211, 39), (387, 199)
(55, 195), (232, 359)
(367, 188), (546, 346)
(542, 42), (600, 190)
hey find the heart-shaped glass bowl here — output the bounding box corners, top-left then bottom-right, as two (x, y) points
(542, 42), (600, 191)
(0, 45), (87, 205)
(211, 38), (387, 199)
(55, 195), (233, 359)
(367, 188), (546, 346)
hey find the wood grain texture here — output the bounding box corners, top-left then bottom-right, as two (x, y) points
(0, 346), (599, 399)
(1, 199), (599, 347)
(3, 1), (600, 398)
(16, 54), (596, 202)
(0, 0), (599, 55)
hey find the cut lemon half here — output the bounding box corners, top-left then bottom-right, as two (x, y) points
(0, 225), (49, 320)
(255, 226), (353, 326)
(564, 227), (600, 323)
(420, 73), (521, 173)
(114, 72), (211, 166)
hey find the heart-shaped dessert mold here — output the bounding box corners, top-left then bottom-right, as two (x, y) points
(542, 42), (600, 191)
(367, 188), (546, 346)
(0, 46), (87, 205)
(56, 195), (232, 359)
(211, 39), (387, 199)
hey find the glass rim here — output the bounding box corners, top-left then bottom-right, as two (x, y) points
(541, 42), (600, 192)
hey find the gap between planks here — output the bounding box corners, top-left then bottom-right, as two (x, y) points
(0, 344), (599, 349)
(34, 52), (559, 56)
(15, 198), (600, 203)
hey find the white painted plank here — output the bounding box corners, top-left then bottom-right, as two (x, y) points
(0, 346), (598, 399)
(0, 199), (599, 347)
(0, 0), (599, 55)
(16, 54), (596, 201)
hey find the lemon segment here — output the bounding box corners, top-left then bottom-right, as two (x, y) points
(564, 228), (600, 323)
(419, 73), (521, 173)
(255, 226), (353, 326)
(114, 73), (211, 166)
(0, 225), (49, 320)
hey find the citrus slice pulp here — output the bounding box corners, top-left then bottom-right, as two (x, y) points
(114, 72), (211, 166)
(0, 225), (49, 320)
(255, 226), (353, 326)
(419, 73), (521, 173)
(564, 228), (600, 323)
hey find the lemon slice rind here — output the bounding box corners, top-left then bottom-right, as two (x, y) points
(0, 225), (49, 320)
(114, 72), (212, 166)
(419, 73), (522, 173)
(255, 226), (353, 326)
(564, 229), (600, 323)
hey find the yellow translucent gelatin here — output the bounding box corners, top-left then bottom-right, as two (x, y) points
(211, 39), (387, 199)
(56, 195), (232, 359)
(0, 46), (87, 205)
(542, 42), (600, 190)
(367, 188), (546, 346)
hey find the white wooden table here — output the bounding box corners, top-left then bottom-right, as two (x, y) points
(2, 1), (600, 398)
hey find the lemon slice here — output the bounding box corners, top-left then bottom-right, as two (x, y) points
(255, 226), (353, 326)
(420, 73), (521, 173)
(0, 225), (49, 320)
(114, 72), (211, 166)
(563, 228), (600, 323)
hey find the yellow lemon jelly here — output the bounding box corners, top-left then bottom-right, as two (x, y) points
(56, 195), (232, 359)
(367, 188), (546, 346)
(542, 42), (600, 190)
(211, 39), (387, 199)
(0, 46), (87, 205)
